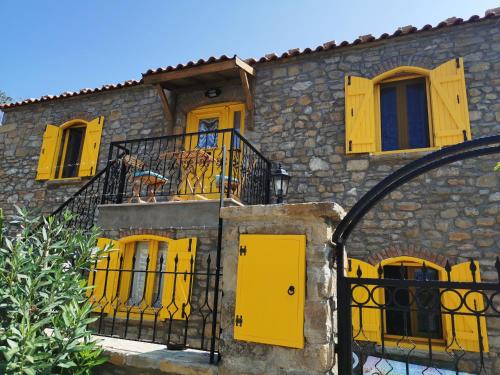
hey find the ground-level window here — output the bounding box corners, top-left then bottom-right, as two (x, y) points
(348, 256), (489, 353)
(88, 236), (197, 320)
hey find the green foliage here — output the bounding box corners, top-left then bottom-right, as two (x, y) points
(495, 162), (500, 172)
(0, 90), (12, 105)
(0, 208), (108, 374)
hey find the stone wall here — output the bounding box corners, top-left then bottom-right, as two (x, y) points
(218, 202), (345, 375)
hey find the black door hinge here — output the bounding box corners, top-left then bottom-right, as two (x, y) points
(239, 246), (247, 256)
(235, 315), (243, 327)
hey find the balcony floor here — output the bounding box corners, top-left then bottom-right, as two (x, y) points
(97, 198), (242, 231)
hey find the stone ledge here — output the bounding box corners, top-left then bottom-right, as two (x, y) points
(220, 202), (346, 223)
(368, 148), (439, 162)
(97, 198), (242, 231)
(95, 336), (218, 375)
(45, 177), (85, 187)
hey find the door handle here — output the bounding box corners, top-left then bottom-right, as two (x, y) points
(287, 286), (295, 296)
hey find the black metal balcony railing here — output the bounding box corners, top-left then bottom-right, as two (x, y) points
(52, 129), (272, 230)
(103, 129), (271, 205)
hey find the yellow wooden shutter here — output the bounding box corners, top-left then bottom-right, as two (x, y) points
(430, 58), (472, 147)
(160, 238), (197, 320)
(36, 124), (61, 180)
(443, 261), (489, 352)
(79, 116), (104, 177)
(345, 75), (376, 153)
(234, 234), (306, 348)
(348, 258), (381, 343)
(87, 237), (120, 314)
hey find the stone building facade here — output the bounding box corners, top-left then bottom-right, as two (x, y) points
(1, 9), (499, 375)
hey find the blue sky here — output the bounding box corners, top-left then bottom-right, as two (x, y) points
(1, 0), (499, 101)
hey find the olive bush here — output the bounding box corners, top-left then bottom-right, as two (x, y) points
(0, 209), (107, 374)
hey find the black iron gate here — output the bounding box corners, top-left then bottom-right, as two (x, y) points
(333, 135), (500, 374)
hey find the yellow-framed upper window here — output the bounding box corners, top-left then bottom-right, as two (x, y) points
(35, 116), (104, 180)
(348, 256), (488, 353)
(88, 235), (197, 321)
(345, 58), (472, 154)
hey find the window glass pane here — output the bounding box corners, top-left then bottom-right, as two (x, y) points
(128, 241), (149, 306)
(380, 78), (430, 152)
(197, 118), (218, 148)
(406, 81), (430, 149)
(384, 265), (411, 336)
(152, 242), (168, 308)
(383, 264), (442, 339)
(62, 127), (86, 178)
(380, 87), (399, 151)
(414, 268), (442, 338)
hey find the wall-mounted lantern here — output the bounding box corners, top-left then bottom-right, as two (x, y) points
(271, 164), (290, 204)
(205, 88), (221, 98)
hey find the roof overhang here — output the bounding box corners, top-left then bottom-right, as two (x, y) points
(142, 56), (254, 89)
(145, 56), (255, 129)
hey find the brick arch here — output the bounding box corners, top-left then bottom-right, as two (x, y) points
(366, 243), (448, 268)
(367, 55), (435, 78)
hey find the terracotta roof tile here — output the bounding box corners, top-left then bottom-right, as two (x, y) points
(1, 79), (142, 109)
(2, 10), (499, 110)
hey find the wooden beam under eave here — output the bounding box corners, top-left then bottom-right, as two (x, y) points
(239, 70), (253, 111)
(235, 56), (255, 76)
(156, 85), (174, 131)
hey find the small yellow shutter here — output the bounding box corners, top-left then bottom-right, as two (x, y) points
(87, 237), (120, 314)
(345, 75), (376, 153)
(160, 238), (197, 320)
(79, 116), (104, 177)
(36, 124), (61, 180)
(348, 258), (381, 343)
(234, 234), (306, 348)
(429, 58), (472, 146)
(443, 261), (488, 352)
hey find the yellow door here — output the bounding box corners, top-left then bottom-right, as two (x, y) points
(234, 234), (306, 348)
(181, 103), (245, 199)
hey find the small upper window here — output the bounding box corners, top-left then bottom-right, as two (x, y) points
(380, 78), (430, 152)
(35, 117), (104, 180)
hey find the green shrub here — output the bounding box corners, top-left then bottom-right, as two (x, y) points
(0, 208), (108, 374)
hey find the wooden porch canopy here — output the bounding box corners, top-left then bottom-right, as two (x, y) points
(143, 56), (255, 123)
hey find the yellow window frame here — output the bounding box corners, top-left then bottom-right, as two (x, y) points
(378, 256), (448, 351)
(55, 122), (87, 179)
(373, 67), (437, 154)
(114, 235), (171, 320)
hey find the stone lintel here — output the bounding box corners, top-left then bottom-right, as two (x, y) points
(220, 202), (345, 223)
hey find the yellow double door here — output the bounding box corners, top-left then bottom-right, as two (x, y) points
(181, 103), (245, 200)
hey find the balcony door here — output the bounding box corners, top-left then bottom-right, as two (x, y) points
(183, 103), (245, 199)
